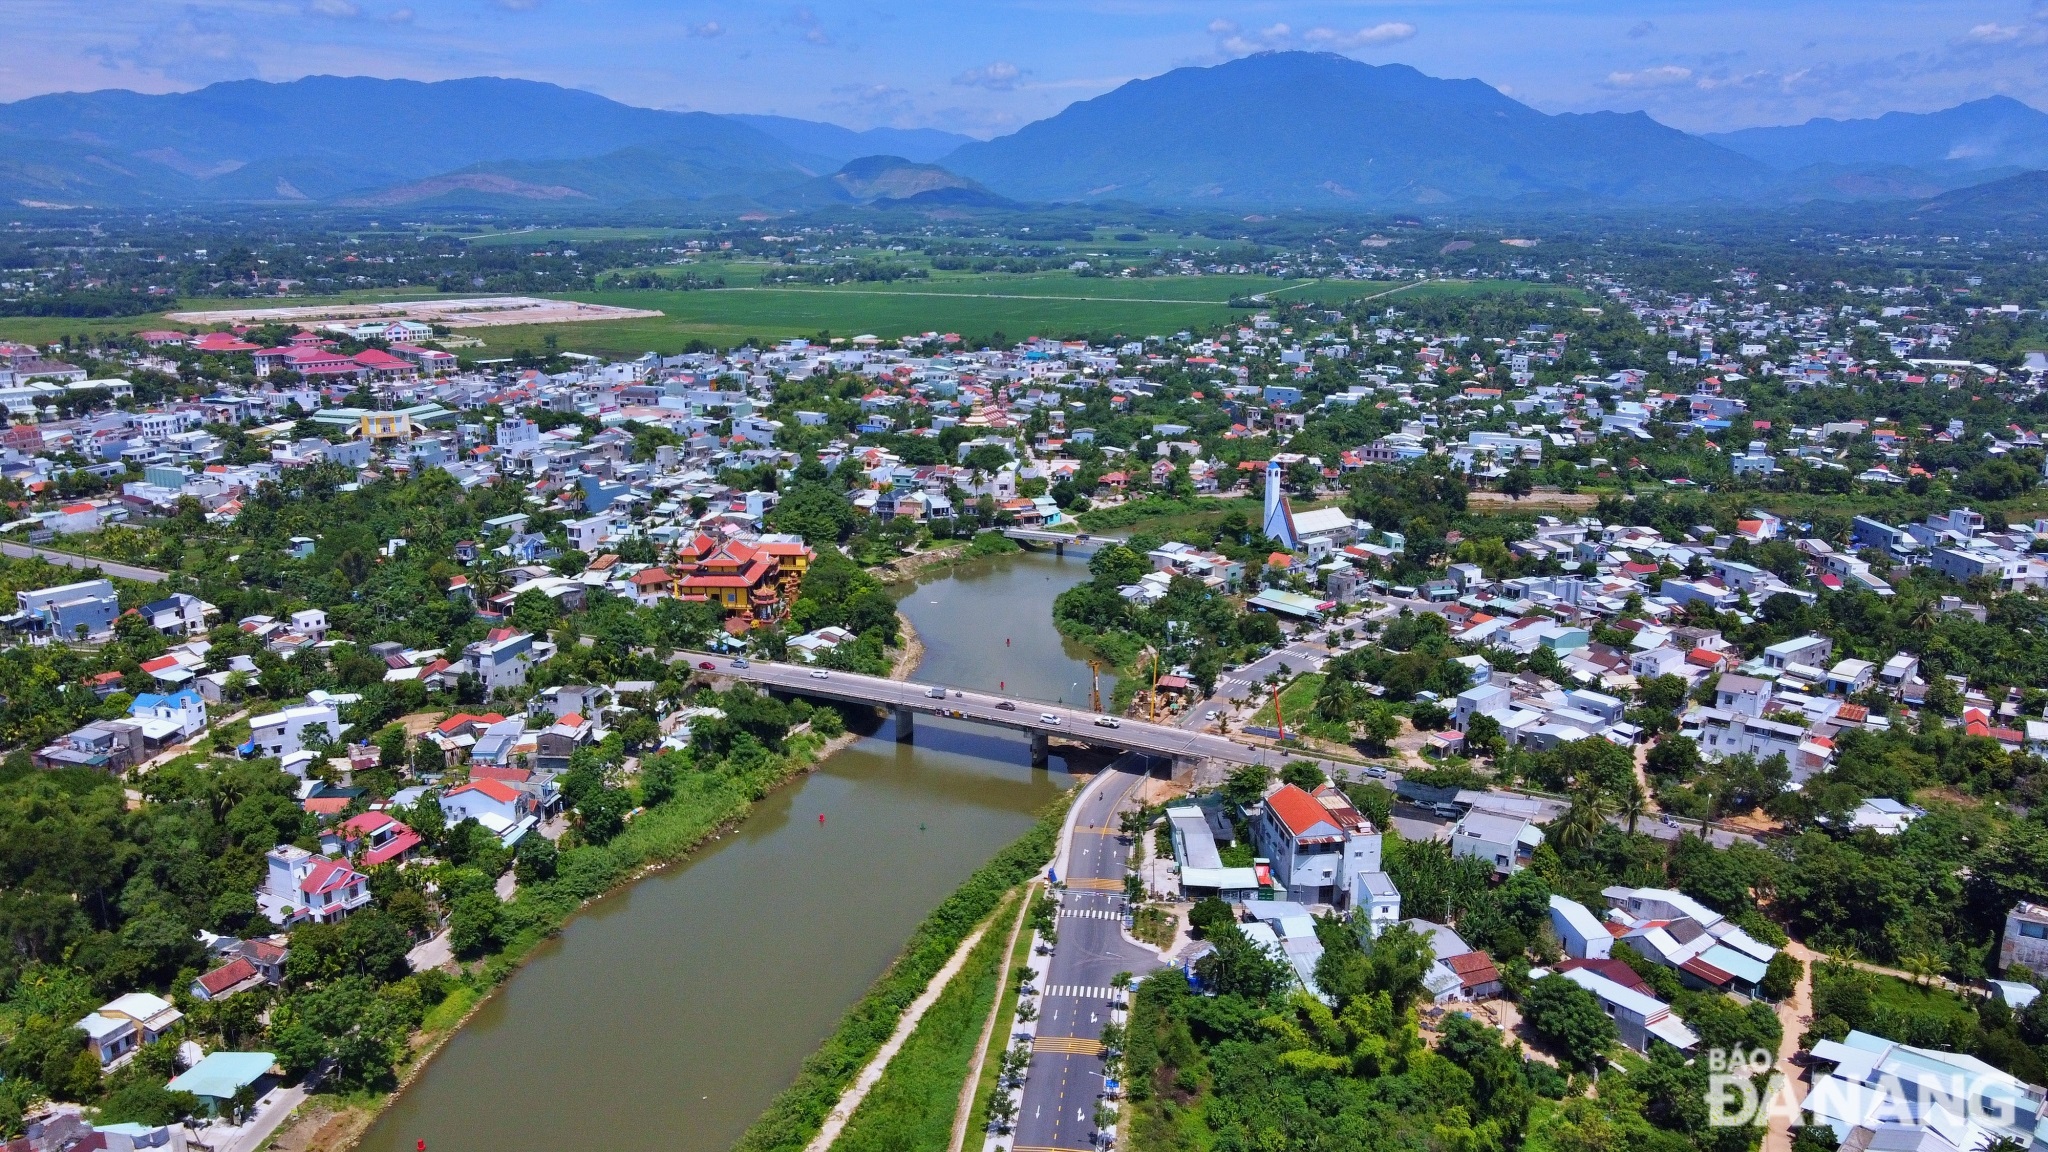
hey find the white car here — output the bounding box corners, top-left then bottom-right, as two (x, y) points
(810, 670), (831, 679)
(1093, 716), (1121, 728)
(1040, 713), (1062, 726)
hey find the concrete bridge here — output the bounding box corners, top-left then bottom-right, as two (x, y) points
(1000, 528), (1112, 557)
(682, 652), (1283, 771)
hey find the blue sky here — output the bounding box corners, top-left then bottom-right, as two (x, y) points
(3, 1), (2047, 136)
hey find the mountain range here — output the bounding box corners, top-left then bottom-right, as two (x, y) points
(0, 57), (2043, 213)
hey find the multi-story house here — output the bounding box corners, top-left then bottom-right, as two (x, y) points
(256, 845), (371, 925)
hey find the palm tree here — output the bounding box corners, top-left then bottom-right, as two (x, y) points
(1619, 779), (1648, 836)
(1907, 598), (1938, 634)
(1900, 950), (1943, 988)
(1554, 788), (1612, 853)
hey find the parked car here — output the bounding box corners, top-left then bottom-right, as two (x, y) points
(996, 701), (1016, 711)
(697, 661), (716, 670)
(810, 670), (831, 679)
(1364, 765), (1388, 779)
(1040, 713), (1061, 726)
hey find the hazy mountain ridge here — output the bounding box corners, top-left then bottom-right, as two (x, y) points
(0, 65), (2041, 212)
(939, 53), (1778, 207)
(1706, 96), (2048, 178)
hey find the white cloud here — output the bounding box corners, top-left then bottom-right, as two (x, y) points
(1302, 22), (1416, 50)
(308, 0), (359, 17)
(687, 21), (723, 38)
(790, 7), (831, 46)
(1603, 64), (1695, 89)
(1209, 20), (1292, 56)
(953, 61), (1023, 90)
(1965, 22), (2022, 43)
(387, 7), (413, 23)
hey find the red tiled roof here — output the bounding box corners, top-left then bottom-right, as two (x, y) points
(1446, 950), (1500, 989)
(1680, 956), (1735, 987)
(1558, 957), (1652, 995)
(448, 778), (522, 804)
(1265, 784), (1336, 838)
(196, 956), (261, 997)
(300, 856), (362, 894)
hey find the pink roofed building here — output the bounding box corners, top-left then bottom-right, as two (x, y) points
(341, 811), (424, 867)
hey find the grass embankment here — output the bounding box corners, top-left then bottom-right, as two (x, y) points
(829, 891), (1022, 1152)
(294, 732), (838, 1144)
(1248, 673), (1324, 728)
(966, 896), (1040, 1142)
(483, 732), (832, 978)
(734, 792), (1073, 1152)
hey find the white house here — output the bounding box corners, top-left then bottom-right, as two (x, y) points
(289, 608), (329, 641)
(1549, 894), (1612, 960)
(246, 701), (345, 758)
(1250, 783), (1383, 910)
(256, 844), (370, 925)
(128, 687), (209, 742)
(74, 993), (183, 1067)
(439, 778), (540, 845)
(1543, 965), (1697, 1054)
(1450, 810), (1543, 875)
(1847, 798), (1923, 835)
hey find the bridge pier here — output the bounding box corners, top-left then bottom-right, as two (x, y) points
(1029, 730), (1049, 767)
(893, 707), (914, 742)
(1054, 541), (1064, 558)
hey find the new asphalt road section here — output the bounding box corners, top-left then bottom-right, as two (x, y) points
(1014, 764), (1160, 1152)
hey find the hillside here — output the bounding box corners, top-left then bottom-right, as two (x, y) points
(727, 116), (974, 165)
(0, 76), (832, 206)
(1706, 96), (2048, 179)
(940, 51), (1774, 207)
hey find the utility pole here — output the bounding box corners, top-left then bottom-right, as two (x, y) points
(1150, 651), (1159, 722)
(1273, 685), (1285, 742)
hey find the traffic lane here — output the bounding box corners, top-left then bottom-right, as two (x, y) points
(703, 659), (1238, 759)
(747, 672), (1247, 761)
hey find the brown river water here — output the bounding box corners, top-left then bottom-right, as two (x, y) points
(358, 550), (1104, 1152)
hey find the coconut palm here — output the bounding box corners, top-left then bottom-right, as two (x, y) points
(1554, 787), (1613, 853)
(1907, 598), (1938, 633)
(1619, 779), (1649, 836)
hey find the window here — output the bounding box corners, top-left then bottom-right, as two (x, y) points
(2020, 921), (2048, 940)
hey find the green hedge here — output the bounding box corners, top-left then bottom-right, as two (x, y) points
(733, 791), (1073, 1152)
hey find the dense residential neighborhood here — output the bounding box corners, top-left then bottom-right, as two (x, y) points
(6, 219), (2048, 1152)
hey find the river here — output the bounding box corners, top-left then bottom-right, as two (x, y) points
(358, 550), (1104, 1152)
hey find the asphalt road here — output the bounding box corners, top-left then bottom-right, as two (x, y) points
(0, 541), (168, 582)
(1013, 766), (1160, 1152)
(682, 653), (1301, 770)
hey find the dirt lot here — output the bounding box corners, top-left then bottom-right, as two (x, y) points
(1466, 489), (1601, 512)
(267, 1101), (375, 1152)
(165, 295), (661, 329)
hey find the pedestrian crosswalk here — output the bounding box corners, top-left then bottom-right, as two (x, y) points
(1219, 676), (1253, 692)
(1065, 876), (1123, 892)
(1032, 1035), (1106, 1055)
(1059, 906), (1121, 920)
(1042, 984), (1117, 1000)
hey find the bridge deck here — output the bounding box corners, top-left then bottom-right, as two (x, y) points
(680, 652), (1276, 767)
